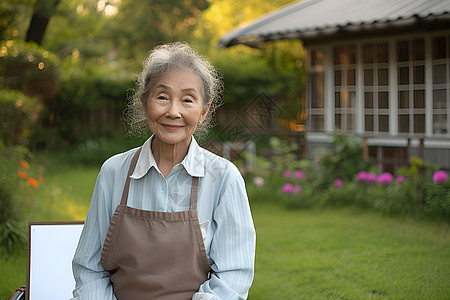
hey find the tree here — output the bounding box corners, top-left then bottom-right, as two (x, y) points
(25, 0), (62, 45)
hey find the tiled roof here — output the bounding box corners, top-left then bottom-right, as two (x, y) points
(219, 0), (450, 47)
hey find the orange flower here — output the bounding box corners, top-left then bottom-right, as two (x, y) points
(20, 160), (30, 170)
(27, 177), (39, 188)
(17, 170), (28, 179)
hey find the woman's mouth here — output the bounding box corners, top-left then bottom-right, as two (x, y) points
(161, 124), (183, 131)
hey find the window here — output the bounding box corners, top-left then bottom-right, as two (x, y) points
(334, 45), (356, 131)
(432, 36), (450, 134)
(363, 43), (389, 133)
(397, 39), (426, 134)
(309, 49), (325, 131)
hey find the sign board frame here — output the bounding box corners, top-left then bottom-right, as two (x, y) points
(26, 221), (84, 300)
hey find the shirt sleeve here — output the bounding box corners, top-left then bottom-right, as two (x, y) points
(71, 171), (117, 300)
(198, 170), (256, 300)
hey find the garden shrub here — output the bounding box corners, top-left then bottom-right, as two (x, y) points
(36, 62), (134, 148)
(314, 129), (372, 183)
(0, 40), (59, 102)
(244, 133), (450, 223)
(0, 88), (41, 146)
(0, 142), (35, 253)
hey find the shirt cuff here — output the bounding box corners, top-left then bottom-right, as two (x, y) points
(192, 292), (221, 300)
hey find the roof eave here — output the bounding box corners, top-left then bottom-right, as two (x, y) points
(219, 13), (450, 48)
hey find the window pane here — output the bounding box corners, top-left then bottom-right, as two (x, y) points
(311, 73), (324, 108)
(334, 48), (342, 65)
(398, 67), (409, 85)
(414, 90), (425, 108)
(348, 46), (356, 64)
(377, 43), (388, 63)
(432, 37), (447, 59)
(364, 69), (373, 86)
(378, 68), (388, 85)
(335, 92), (341, 108)
(414, 65), (425, 84)
(335, 70), (342, 86)
(311, 49), (324, 66)
(347, 69), (355, 85)
(433, 64), (446, 84)
(413, 39), (425, 61)
(311, 115), (324, 131)
(399, 115), (409, 133)
(397, 41), (409, 62)
(365, 114), (374, 131)
(414, 114), (425, 133)
(433, 114), (447, 134)
(335, 114), (342, 128)
(379, 92), (389, 109)
(399, 91), (409, 108)
(433, 89), (447, 109)
(365, 92), (373, 108)
(363, 45), (374, 64)
(349, 92), (356, 108)
(379, 115), (389, 132)
(347, 114), (355, 131)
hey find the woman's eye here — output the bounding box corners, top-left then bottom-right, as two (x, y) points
(184, 98), (194, 103)
(157, 95), (168, 100)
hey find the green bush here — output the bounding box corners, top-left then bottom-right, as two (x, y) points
(244, 133), (450, 223)
(0, 142), (35, 253)
(0, 40), (59, 102)
(36, 62), (134, 148)
(0, 88), (40, 146)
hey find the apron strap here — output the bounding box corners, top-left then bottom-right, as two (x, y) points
(190, 177), (199, 211)
(120, 147), (142, 205)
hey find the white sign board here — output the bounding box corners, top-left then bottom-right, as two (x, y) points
(27, 222), (84, 300)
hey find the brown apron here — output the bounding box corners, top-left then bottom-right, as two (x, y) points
(100, 148), (212, 300)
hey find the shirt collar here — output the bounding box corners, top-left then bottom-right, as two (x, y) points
(131, 135), (205, 179)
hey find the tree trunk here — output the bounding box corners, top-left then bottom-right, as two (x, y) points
(25, 0), (61, 45)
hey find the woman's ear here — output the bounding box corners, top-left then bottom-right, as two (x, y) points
(199, 102), (212, 124)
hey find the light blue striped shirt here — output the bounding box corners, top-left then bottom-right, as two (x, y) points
(71, 136), (256, 300)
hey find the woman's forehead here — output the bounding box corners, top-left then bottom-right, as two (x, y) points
(151, 68), (203, 93)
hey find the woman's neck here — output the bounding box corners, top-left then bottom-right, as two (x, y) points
(151, 136), (191, 178)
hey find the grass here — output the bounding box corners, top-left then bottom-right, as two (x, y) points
(0, 164), (99, 299)
(249, 203), (450, 299)
(1, 164), (449, 299)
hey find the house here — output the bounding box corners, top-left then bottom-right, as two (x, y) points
(219, 0), (450, 173)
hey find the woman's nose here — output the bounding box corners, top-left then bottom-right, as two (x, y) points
(166, 100), (181, 118)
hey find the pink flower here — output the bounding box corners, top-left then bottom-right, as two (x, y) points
(396, 176), (405, 183)
(253, 176), (265, 186)
(334, 179), (343, 187)
(376, 172), (393, 185)
(293, 185), (301, 193)
(433, 170), (448, 183)
(367, 172), (378, 182)
(283, 170), (292, 178)
(282, 183), (294, 193)
(357, 171), (368, 182)
(293, 170), (304, 179)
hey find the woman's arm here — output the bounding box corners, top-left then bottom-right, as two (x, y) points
(198, 172), (256, 300)
(71, 172), (117, 300)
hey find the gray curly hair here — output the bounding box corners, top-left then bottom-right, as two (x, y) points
(124, 42), (223, 142)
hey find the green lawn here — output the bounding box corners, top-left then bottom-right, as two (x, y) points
(1, 166), (449, 299)
(250, 204), (450, 299)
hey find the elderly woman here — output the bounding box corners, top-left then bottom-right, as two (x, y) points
(71, 43), (256, 300)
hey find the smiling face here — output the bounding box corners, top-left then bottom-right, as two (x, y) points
(144, 68), (210, 148)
